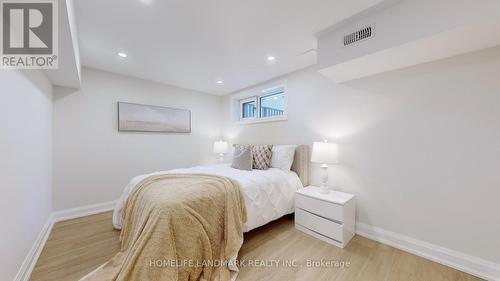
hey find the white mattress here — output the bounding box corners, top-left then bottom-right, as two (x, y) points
(113, 163), (303, 232)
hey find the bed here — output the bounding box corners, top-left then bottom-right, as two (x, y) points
(83, 145), (309, 281)
(112, 145), (309, 232)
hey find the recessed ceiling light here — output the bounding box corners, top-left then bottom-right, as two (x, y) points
(267, 56), (276, 61)
(216, 80), (224, 84)
(117, 52), (128, 58)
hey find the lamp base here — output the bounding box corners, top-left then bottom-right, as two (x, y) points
(319, 164), (330, 194)
(218, 153), (225, 162)
(318, 185), (330, 194)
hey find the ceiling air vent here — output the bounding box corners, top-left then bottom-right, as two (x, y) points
(343, 25), (374, 47)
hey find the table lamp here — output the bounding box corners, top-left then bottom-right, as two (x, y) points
(311, 140), (339, 194)
(213, 140), (228, 162)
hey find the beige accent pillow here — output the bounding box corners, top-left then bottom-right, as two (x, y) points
(252, 145), (273, 170)
(231, 145), (253, 171)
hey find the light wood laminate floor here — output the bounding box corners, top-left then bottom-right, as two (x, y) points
(30, 212), (483, 281)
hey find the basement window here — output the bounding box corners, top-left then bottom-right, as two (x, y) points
(239, 85), (286, 122)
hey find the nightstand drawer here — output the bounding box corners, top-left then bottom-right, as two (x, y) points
(296, 193), (343, 222)
(295, 208), (343, 242)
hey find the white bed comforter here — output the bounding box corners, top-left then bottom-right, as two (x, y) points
(113, 163), (303, 232)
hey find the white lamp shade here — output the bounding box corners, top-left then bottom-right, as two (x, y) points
(213, 141), (228, 154)
(311, 141), (338, 164)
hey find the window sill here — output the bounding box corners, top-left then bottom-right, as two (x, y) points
(234, 116), (288, 125)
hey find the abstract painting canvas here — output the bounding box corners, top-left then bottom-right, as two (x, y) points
(118, 102), (191, 133)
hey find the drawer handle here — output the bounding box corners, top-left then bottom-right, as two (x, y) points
(297, 208), (343, 225)
(297, 223), (343, 244)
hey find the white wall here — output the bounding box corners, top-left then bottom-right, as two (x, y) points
(0, 70), (53, 281)
(223, 47), (500, 264)
(53, 67), (223, 210)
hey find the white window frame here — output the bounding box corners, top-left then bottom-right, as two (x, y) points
(258, 85), (286, 120)
(237, 84), (287, 123)
(239, 96), (258, 121)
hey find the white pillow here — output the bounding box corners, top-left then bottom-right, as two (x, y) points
(271, 145), (296, 172)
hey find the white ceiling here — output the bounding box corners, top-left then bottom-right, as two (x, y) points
(75, 0), (382, 95)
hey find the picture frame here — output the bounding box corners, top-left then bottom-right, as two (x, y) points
(117, 102), (191, 133)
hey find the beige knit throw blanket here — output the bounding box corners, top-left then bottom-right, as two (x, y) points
(80, 173), (247, 281)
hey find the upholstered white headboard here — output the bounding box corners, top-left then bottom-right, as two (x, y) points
(291, 145), (309, 187)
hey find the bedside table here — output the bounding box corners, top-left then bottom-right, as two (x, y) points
(295, 186), (356, 248)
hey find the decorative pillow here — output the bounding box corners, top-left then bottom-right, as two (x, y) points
(252, 145), (273, 170)
(271, 145), (297, 172)
(231, 145), (253, 171)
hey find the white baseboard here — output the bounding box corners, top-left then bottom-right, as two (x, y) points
(51, 200), (117, 223)
(356, 222), (500, 281)
(14, 217), (53, 281)
(13, 200), (117, 281)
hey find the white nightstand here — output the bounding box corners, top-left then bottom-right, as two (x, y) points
(295, 186), (356, 248)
